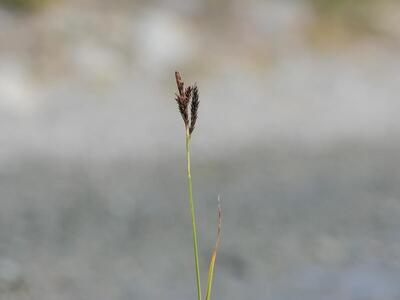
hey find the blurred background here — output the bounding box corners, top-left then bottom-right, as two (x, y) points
(1, 0), (400, 299)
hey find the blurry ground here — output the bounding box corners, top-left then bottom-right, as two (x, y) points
(1, 0), (400, 299)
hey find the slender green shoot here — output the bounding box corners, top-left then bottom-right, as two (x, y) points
(205, 195), (222, 300)
(186, 128), (202, 300)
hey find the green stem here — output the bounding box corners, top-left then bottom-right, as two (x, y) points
(186, 128), (202, 300)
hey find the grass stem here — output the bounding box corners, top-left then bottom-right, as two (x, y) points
(186, 128), (202, 300)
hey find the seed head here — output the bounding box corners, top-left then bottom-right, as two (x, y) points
(189, 85), (199, 135)
(174, 71), (200, 135)
(174, 71), (190, 126)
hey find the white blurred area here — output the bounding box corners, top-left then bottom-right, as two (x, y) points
(1, 0), (400, 299)
(0, 0), (399, 160)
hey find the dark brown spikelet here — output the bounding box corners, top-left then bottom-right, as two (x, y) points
(174, 71), (190, 126)
(175, 71), (185, 96)
(184, 85), (193, 103)
(174, 71), (200, 134)
(189, 85), (199, 135)
(175, 93), (189, 126)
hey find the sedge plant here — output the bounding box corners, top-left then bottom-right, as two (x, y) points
(174, 71), (222, 300)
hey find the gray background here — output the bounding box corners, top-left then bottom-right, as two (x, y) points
(1, 0), (400, 299)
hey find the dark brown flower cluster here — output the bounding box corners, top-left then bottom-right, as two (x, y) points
(174, 71), (199, 135)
